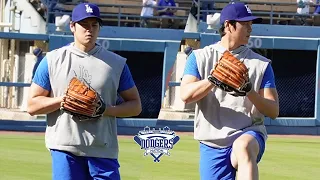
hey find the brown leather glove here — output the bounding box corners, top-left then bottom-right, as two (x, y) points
(60, 77), (106, 120)
(208, 51), (252, 96)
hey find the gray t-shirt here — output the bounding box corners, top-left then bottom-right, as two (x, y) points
(45, 43), (126, 159)
(192, 43), (270, 148)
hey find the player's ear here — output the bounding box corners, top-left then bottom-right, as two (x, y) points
(225, 20), (237, 33)
(224, 21), (231, 33)
(70, 22), (76, 33)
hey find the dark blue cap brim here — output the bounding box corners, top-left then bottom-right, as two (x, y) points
(235, 16), (262, 23)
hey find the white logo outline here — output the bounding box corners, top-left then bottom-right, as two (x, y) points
(85, 4), (93, 13)
(244, 5), (252, 14)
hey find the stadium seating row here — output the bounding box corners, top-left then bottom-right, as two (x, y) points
(88, 0), (319, 26)
(32, 0), (319, 27)
(59, 0), (188, 28)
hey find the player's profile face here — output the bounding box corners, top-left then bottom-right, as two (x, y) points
(234, 21), (252, 45)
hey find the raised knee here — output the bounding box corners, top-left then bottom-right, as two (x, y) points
(233, 138), (259, 162)
(233, 139), (250, 155)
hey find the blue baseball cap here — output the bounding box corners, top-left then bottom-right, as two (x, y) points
(219, 2), (262, 25)
(72, 3), (102, 23)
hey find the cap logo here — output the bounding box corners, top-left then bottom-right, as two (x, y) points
(244, 5), (252, 14)
(85, 4), (93, 13)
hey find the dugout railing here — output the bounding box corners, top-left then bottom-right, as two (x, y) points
(41, 0), (320, 30)
(195, 0), (320, 26)
(45, 1), (190, 29)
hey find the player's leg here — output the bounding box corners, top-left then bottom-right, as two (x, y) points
(50, 149), (90, 180)
(87, 157), (121, 180)
(230, 131), (266, 180)
(199, 142), (236, 180)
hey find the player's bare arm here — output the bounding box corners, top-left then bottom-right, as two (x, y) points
(103, 86), (142, 117)
(247, 87), (279, 119)
(180, 75), (214, 104)
(27, 83), (64, 116)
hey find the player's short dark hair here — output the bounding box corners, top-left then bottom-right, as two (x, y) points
(219, 20), (237, 37)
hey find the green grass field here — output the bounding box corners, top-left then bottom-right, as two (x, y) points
(0, 132), (319, 180)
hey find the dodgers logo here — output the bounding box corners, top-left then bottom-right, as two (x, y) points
(244, 5), (252, 14)
(85, 4), (93, 13)
(134, 126), (180, 163)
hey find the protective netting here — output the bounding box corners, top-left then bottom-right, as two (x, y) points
(257, 49), (317, 118)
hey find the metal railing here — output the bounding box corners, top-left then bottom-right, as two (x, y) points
(46, 2), (190, 28)
(34, 0), (320, 28)
(196, 0), (320, 25)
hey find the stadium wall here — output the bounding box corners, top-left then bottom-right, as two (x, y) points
(0, 24), (320, 135)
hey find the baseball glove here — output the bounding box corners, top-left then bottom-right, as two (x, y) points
(208, 51), (252, 96)
(60, 77), (106, 120)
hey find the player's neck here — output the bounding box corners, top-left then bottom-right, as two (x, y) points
(219, 37), (241, 51)
(74, 42), (95, 53)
